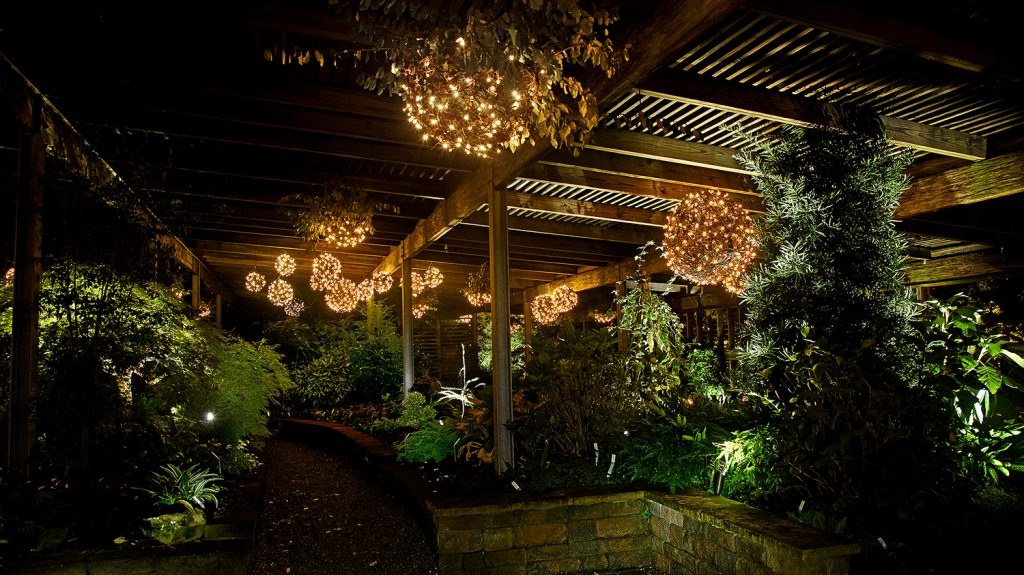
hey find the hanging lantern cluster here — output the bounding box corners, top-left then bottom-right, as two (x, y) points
(412, 291), (438, 319)
(286, 183), (395, 250)
(310, 252), (343, 291)
(325, 278), (359, 313)
(407, 265), (444, 296)
(531, 285), (578, 325)
(245, 270), (266, 292)
(661, 190), (756, 294)
(275, 253), (296, 277)
(267, 279), (294, 307)
(401, 45), (537, 158)
(462, 263), (491, 307)
(592, 310), (616, 325)
(355, 279), (374, 301)
(372, 271), (394, 293)
(284, 298), (305, 317)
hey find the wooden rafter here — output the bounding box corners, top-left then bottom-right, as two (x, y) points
(372, 0), (747, 276)
(895, 151), (1024, 219)
(638, 69), (988, 160)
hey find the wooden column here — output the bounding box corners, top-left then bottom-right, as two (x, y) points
(191, 271), (201, 310)
(684, 311), (693, 340)
(215, 294), (223, 328)
(522, 299), (533, 364)
(401, 257), (414, 398)
(8, 108), (44, 483)
(726, 307), (736, 349)
(489, 182), (513, 477)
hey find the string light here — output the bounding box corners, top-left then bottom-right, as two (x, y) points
(275, 253), (296, 277)
(373, 271), (394, 293)
(267, 279), (294, 306)
(592, 310), (616, 325)
(3, 268), (13, 286)
(531, 285), (577, 325)
(245, 270), (266, 292)
(287, 184), (387, 250)
(401, 47), (537, 157)
(356, 279), (373, 301)
(462, 263), (490, 307)
(458, 314), (473, 324)
(325, 278), (358, 313)
(424, 266), (444, 288)
(662, 190), (756, 294)
(198, 300), (212, 319)
(311, 253), (342, 291)
(413, 291), (438, 319)
(284, 299), (305, 317)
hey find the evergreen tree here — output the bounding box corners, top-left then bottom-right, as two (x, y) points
(737, 125), (957, 544)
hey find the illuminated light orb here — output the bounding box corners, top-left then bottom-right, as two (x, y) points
(458, 314), (473, 325)
(401, 49), (537, 158)
(592, 310), (616, 325)
(198, 301), (212, 319)
(325, 278), (358, 313)
(245, 271), (266, 292)
(372, 271), (394, 293)
(531, 293), (562, 325)
(310, 253), (342, 291)
(3, 268), (14, 286)
(323, 218), (372, 249)
(423, 265), (444, 289)
(284, 298), (305, 317)
(267, 279), (294, 306)
(413, 302), (432, 319)
(462, 263), (490, 307)
(550, 285), (578, 312)
(355, 279), (373, 301)
(661, 190), (756, 295)
(466, 292), (491, 307)
(275, 253), (297, 277)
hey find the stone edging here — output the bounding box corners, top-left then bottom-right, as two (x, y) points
(277, 418), (860, 575)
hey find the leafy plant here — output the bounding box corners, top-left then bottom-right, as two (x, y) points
(514, 324), (634, 459)
(396, 423), (459, 464)
(136, 464), (222, 514)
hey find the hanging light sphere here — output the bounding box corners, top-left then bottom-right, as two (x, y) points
(310, 253), (342, 292)
(401, 50), (537, 157)
(423, 266), (444, 289)
(267, 279), (294, 306)
(662, 190), (756, 294)
(550, 285), (578, 312)
(592, 310), (616, 325)
(284, 298), (305, 317)
(372, 271), (394, 293)
(466, 292), (491, 307)
(275, 253), (297, 277)
(462, 262), (490, 307)
(323, 218), (372, 249)
(325, 278), (358, 313)
(355, 279), (374, 301)
(531, 294), (562, 325)
(3, 268), (14, 286)
(245, 271), (266, 292)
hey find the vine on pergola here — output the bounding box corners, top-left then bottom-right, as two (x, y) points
(267, 0), (629, 154)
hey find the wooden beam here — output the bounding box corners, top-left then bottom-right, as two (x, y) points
(638, 69), (987, 160)
(462, 212), (659, 245)
(904, 251), (1024, 286)
(895, 151), (1024, 219)
(747, 0), (1019, 75)
(586, 128), (750, 174)
(506, 191), (668, 227)
(0, 54), (232, 300)
(373, 0), (746, 275)
(517, 164), (764, 212)
(518, 253), (671, 303)
(541, 148), (755, 194)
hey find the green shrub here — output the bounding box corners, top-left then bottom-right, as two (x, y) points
(135, 463), (222, 513)
(395, 423), (459, 463)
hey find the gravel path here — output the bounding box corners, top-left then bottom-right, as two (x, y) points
(253, 436), (438, 575)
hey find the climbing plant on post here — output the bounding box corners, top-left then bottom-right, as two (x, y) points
(736, 125), (957, 543)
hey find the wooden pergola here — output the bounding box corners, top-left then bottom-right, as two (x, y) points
(3, 0), (1022, 475)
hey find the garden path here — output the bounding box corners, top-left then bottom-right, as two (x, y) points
(253, 436), (438, 574)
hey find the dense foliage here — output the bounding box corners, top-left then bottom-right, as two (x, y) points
(736, 125), (959, 550)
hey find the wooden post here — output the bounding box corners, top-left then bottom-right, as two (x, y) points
(726, 307), (736, 349)
(215, 294), (223, 328)
(401, 257), (414, 398)
(522, 299), (533, 364)
(685, 310), (693, 340)
(191, 271), (201, 310)
(489, 182), (513, 477)
(8, 105), (44, 483)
